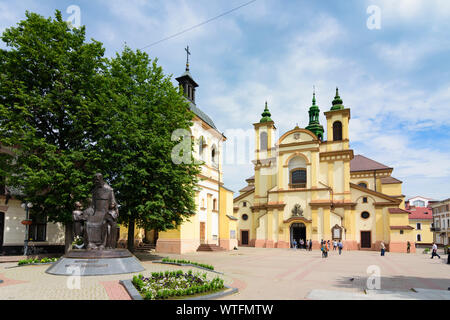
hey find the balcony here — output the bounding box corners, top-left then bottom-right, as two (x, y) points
(430, 227), (441, 232)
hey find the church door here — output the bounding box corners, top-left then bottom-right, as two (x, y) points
(0, 212), (4, 250)
(361, 231), (371, 249)
(290, 223), (306, 247)
(200, 222), (206, 244)
(241, 230), (249, 245)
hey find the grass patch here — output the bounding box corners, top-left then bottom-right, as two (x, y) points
(132, 270), (225, 300)
(161, 258), (214, 270)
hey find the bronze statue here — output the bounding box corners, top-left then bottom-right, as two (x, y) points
(72, 173), (119, 250)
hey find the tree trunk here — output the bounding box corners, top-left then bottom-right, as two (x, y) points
(64, 222), (73, 253)
(127, 216), (135, 252)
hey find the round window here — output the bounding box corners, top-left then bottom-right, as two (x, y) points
(242, 214), (249, 221)
(361, 212), (370, 219)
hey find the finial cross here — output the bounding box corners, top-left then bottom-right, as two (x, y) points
(185, 45), (191, 71)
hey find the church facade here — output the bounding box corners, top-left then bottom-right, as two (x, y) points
(234, 90), (415, 253)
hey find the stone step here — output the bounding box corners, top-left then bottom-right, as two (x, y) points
(197, 244), (225, 252)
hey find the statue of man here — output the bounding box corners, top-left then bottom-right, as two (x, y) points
(84, 173), (119, 250)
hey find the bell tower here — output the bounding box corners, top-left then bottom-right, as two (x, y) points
(176, 46), (198, 104)
(324, 88), (350, 150)
(305, 91), (324, 141)
(253, 101), (277, 200)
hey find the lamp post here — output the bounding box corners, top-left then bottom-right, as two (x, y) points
(21, 202), (33, 256)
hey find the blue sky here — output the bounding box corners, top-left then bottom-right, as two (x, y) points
(1, 0), (450, 200)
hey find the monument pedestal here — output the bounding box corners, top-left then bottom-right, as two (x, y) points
(46, 249), (145, 276)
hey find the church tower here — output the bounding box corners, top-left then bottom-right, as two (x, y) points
(305, 91), (324, 141)
(324, 88), (350, 150)
(253, 102), (277, 200)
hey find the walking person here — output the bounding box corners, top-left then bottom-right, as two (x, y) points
(338, 240), (343, 255)
(292, 239), (297, 250)
(309, 239), (313, 251)
(333, 240), (337, 251)
(380, 241), (386, 256)
(407, 241), (411, 254)
(431, 243), (441, 259)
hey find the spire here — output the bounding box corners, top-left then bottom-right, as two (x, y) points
(305, 89), (324, 141)
(260, 101), (273, 123)
(176, 45), (198, 104)
(331, 87), (344, 110)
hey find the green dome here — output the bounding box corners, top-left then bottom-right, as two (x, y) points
(331, 87), (344, 110)
(260, 101), (273, 123)
(305, 91), (324, 141)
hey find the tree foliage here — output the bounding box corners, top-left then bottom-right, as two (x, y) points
(0, 11), (200, 248)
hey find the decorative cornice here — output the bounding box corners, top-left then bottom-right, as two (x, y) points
(283, 217), (312, 224)
(390, 225), (414, 230)
(233, 189), (255, 203)
(324, 108), (351, 119)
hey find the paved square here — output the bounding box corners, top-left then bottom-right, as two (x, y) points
(0, 248), (448, 300)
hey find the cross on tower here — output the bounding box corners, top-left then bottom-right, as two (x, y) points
(185, 45), (191, 71)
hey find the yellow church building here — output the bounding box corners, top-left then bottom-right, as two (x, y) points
(234, 89), (415, 253)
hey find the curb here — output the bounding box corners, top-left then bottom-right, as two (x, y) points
(151, 261), (224, 275)
(5, 262), (57, 269)
(119, 279), (238, 301)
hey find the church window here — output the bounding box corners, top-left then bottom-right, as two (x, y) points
(290, 169), (307, 187)
(400, 230), (404, 235)
(416, 223), (421, 230)
(199, 136), (206, 160)
(417, 234), (421, 242)
(288, 156), (307, 188)
(361, 211), (370, 219)
(358, 182), (368, 188)
(333, 121), (343, 141)
(242, 214), (249, 221)
(260, 132), (268, 151)
(211, 144), (218, 166)
(243, 201), (247, 207)
(213, 199), (217, 211)
(413, 200), (425, 207)
(363, 197), (368, 203)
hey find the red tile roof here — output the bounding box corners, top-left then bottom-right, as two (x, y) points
(350, 155), (392, 172)
(406, 207), (433, 220)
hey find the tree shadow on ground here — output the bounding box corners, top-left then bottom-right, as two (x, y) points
(134, 252), (166, 262)
(333, 274), (450, 292)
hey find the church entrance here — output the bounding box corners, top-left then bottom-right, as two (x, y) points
(290, 223), (306, 248)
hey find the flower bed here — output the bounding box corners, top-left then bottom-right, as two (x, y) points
(161, 258), (214, 270)
(18, 257), (59, 266)
(132, 270), (225, 300)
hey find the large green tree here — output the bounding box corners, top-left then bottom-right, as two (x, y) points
(96, 47), (200, 251)
(0, 11), (106, 251)
(0, 11), (201, 253)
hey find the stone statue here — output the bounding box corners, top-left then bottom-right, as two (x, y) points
(72, 201), (85, 239)
(73, 173), (119, 250)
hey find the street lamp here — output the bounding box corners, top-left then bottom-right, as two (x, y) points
(21, 202), (33, 256)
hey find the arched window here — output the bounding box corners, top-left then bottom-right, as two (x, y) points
(288, 156), (307, 188)
(260, 132), (268, 151)
(358, 182), (368, 188)
(211, 144), (217, 166)
(333, 121), (343, 141)
(198, 136), (206, 160)
(213, 199), (217, 211)
(417, 234), (421, 242)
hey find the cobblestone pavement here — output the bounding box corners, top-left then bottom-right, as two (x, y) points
(158, 247), (450, 300)
(0, 248), (448, 300)
(0, 260), (233, 300)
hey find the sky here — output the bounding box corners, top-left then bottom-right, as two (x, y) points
(1, 0), (450, 200)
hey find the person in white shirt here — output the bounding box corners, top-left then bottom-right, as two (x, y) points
(431, 243), (441, 259)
